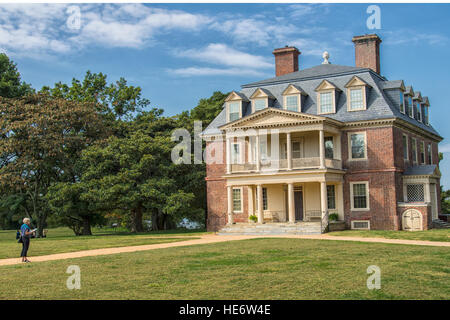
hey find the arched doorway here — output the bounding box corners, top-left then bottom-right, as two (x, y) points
(402, 209), (423, 231)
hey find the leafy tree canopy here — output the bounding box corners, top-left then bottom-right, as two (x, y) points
(0, 53), (34, 98)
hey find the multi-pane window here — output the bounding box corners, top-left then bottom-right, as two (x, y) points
(420, 141), (425, 164)
(256, 187), (268, 211)
(412, 138), (417, 163)
(231, 143), (240, 164)
(229, 102), (240, 122)
(349, 88), (364, 110)
(416, 102), (422, 122)
(254, 99), (266, 111)
(350, 133), (366, 159)
(319, 92), (333, 113)
(325, 137), (334, 159)
(259, 141), (268, 161)
(232, 188), (242, 212)
(403, 135), (408, 160)
(352, 183), (368, 209)
(424, 106), (429, 125)
(285, 95), (299, 112)
(428, 143), (432, 164)
(327, 185), (336, 210)
(399, 92), (405, 113)
(406, 184), (424, 202)
(408, 97), (413, 117)
(292, 141), (301, 159)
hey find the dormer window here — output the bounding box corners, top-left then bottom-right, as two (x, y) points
(422, 97), (430, 126)
(345, 76), (369, 111)
(250, 88), (274, 113)
(225, 91), (247, 123)
(253, 99), (266, 112)
(319, 92), (333, 113)
(315, 80), (339, 115)
(229, 102), (240, 122)
(416, 102), (422, 122)
(407, 97), (413, 118)
(399, 91), (405, 114)
(282, 84), (305, 112)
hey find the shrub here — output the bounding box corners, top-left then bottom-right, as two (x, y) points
(249, 215), (258, 222)
(329, 213), (339, 221)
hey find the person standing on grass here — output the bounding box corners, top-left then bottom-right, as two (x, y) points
(20, 218), (35, 263)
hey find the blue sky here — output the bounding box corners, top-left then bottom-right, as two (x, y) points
(1, 3), (450, 187)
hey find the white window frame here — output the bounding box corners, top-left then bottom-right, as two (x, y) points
(411, 138), (418, 164)
(317, 90), (336, 115)
(231, 141), (244, 164)
(348, 131), (367, 161)
(408, 97), (414, 118)
(347, 87), (366, 111)
(227, 101), (242, 123)
(420, 141), (425, 164)
(350, 181), (370, 211)
(403, 134), (409, 161)
(232, 187), (243, 213)
(428, 143), (432, 164)
(284, 94), (301, 112)
(417, 102), (422, 122)
(399, 91), (405, 114)
(351, 220), (371, 230)
(252, 98), (268, 113)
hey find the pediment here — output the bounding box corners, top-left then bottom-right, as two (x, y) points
(219, 108), (327, 130)
(315, 80), (338, 91)
(282, 84), (305, 96)
(345, 76), (370, 88)
(250, 88), (275, 99)
(225, 91), (249, 102)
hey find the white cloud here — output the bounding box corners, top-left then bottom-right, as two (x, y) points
(289, 38), (337, 57)
(439, 144), (450, 153)
(169, 67), (267, 77)
(384, 30), (448, 46)
(175, 43), (273, 69)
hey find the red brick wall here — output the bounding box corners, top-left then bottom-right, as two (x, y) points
(273, 48), (299, 77)
(205, 140), (227, 231)
(352, 35), (381, 74)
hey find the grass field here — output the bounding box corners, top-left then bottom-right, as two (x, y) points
(1, 238), (449, 299)
(0, 227), (206, 259)
(329, 229), (450, 242)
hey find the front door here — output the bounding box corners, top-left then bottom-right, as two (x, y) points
(294, 191), (303, 221)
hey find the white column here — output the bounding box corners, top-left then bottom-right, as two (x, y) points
(319, 129), (325, 169)
(256, 134), (261, 172)
(257, 184), (264, 223)
(288, 183), (295, 223)
(227, 186), (234, 224)
(336, 133), (342, 161)
(320, 181), (328, 219)
(287, 132), (292, 170)
(247, 186), (254, 216)
(226, 136), (231, 174)
(337, 183), (344, 221)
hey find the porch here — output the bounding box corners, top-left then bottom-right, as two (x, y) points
(226, 178), (344, 233)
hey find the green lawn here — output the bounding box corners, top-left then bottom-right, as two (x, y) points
(0, 227), (206, 259)
(329, 229), (450, 242)
(0, 238), (448, 299)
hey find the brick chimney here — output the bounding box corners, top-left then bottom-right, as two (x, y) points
(272, 46), (300, 77)
(352, 34), (382, 74)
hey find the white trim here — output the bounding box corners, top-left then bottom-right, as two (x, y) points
(232, 187), (243, 213)
(227, 101), (242, 123)
(411, 137), (418, 164)
(351, 220), (370, 230)
(252, 97), (268, 113)
(317, 90), (336, 115)
(347, 86), (367, 111)
(402, 134), (409, 161)
(350, 181), (370, 211)
(420, 140), (425, 164)
(348, 131), (368, 161)
(283, 94), (301, 112)
(399, 91), (406, 114)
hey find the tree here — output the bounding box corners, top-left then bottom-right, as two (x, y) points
(0, 94), (106, 236)
(189, 91), (228, 128)
(40, 70), (150, 120)
(0, 53), (34, 98)
(79, 109), (203, 232)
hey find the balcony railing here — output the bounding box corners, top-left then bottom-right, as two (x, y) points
(230, 157), (342, 173)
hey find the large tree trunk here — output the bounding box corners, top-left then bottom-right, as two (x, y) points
(130, 206), (144, 232)
(81, 216), (92, 235)
(151, 211), (160, 231)
(36, 214), (47, 238)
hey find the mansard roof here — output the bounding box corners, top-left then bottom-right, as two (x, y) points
(203, 63), (441, 139)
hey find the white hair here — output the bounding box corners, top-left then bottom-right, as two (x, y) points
(23, 217), (30, 224)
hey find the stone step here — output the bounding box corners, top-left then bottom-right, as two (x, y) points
(219, 222), (323, 235)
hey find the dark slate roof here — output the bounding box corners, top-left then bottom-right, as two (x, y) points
(242, 64), (372, 88)
(202, 63), (441, 138)
(379, 80), (404, 90)
(404, 165), (437, 176)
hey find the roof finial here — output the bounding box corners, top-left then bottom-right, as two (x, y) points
(322, 51), (330, 64)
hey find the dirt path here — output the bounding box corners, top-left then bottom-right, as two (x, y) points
(1, 234), (448, 266)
